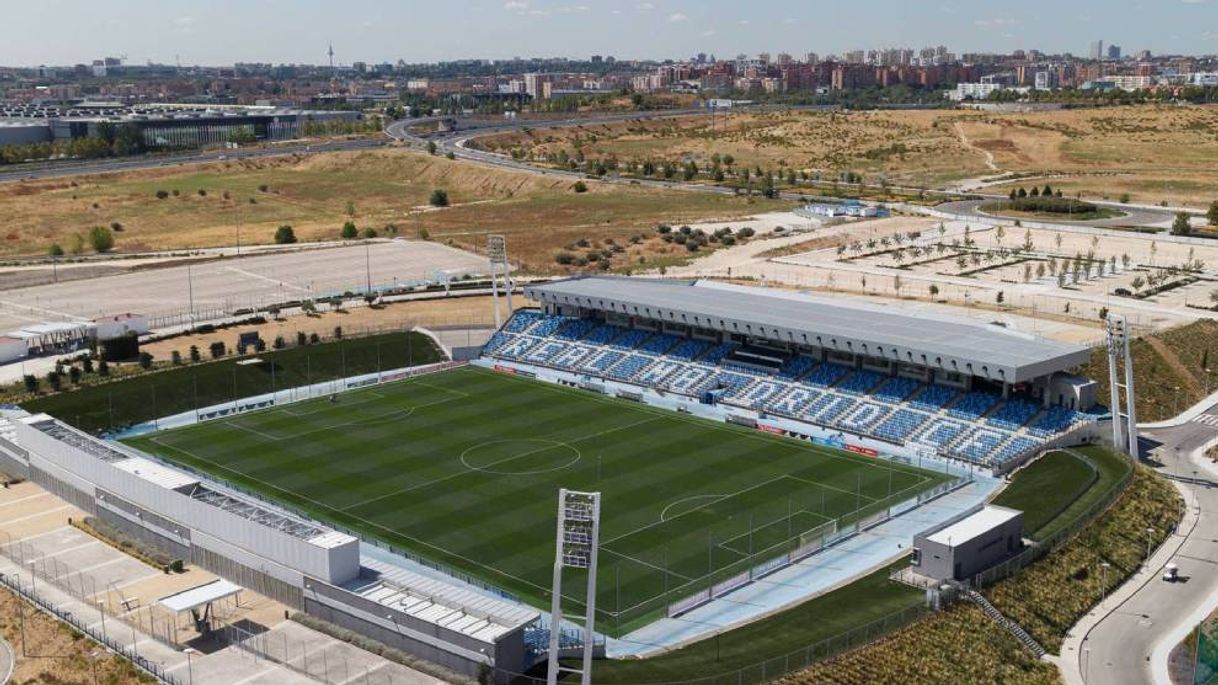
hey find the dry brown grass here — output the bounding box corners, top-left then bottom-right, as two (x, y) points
(476, 109), (986, 186)
(477, 105), (1218, 207)
(0, 586), (156, 684)
(0, 149), (772, 267)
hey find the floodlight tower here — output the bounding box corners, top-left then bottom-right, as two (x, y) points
(487, 235), (513, 328)
(1105, 314), (1139, 457)
(546, 489), (601, 685)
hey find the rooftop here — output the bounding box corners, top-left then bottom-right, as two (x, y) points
(925, 505), (1022, 546)
(525, 277), (1090, 383)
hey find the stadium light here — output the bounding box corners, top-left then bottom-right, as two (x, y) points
(487, 235), (512, 328)
(546, 489), (601, 685)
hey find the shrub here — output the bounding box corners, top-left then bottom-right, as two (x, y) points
(171, 189), (180, 197)
(333, 326), (343, 340)
(155, 190), (169, 200)
(48, 243), (64, 257)
(363, 226), (378, 239)
(273, 336), (286, 350)
(110, 221), (123, 232)
(309, 332), (321, 345)
(22, 374), (38, 393)
(258, 184), (269, 193)
(87, 226), (115, 253)
(274, 225), (298, 244)
(138, 352), (154, 369)
(573, 181), (589, 193)
(171, 350), (182, 365)
(555, 251), (577, 265)
(340, 221), (358, 239)
(296, 331), (307, 346)
(197, 189), (207, 197)
(209, 341), (226, 359)
(97, 359), (109, 376)
(429, 189), (449, 207)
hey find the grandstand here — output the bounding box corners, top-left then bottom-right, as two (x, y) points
(484, 277), (1099, 473)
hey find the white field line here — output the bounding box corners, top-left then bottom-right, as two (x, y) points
(343, 415), (662, 511)
(599, 548), (695, 582)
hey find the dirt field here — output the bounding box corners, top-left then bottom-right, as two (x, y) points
(0, 149), (775, 268)
(140, 295), (502, 360)
(475, 105), (1218, 208)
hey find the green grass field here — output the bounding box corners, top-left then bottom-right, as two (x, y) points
(993, 446), (1132, 541)
(123, 365), (948, 634)
(23, 332), (443, 434)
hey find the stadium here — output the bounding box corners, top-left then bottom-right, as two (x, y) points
(0, 275), (1105, 681)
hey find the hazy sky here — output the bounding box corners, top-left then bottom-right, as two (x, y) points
(3, 0), (1215, 67)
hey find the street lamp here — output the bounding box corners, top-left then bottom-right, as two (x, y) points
(184, 647), (200, 685)
(97, 600), (107, 640)
(1100, 562), (1111, 602)
(1084, 646), (1091, 684)
(1145, 527), (1156, 564)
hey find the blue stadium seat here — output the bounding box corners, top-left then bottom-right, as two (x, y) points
(947, 391), (1001, 421)
(837, 369), (883, 395)
(777, 356), (816, 380)
(909, 385), (958, 411)
(606, 354), (653, 381)
(611, 329), (650, 350)
(555, 319), (596, 341)
(836, 402), (889, 434)
(873, 408), (932, 442)
(806, 363), (850, 388)
(871, 377), (920, 403)
(669, 339), (711, 360)
(702, 342), (738, 365)
(504, 310), (546, 333)
(987, 399), (1041, 431)
(639, 334), (680, 355)
(1029, 406), (1083, 437)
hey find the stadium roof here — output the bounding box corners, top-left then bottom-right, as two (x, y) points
(525, 277), (1090, 383)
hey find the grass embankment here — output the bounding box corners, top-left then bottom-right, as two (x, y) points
(22, 331), (444, 433)
(583, 561), (925, 684)
(986, 459), (1181, 652)
(773, 447), (1178, 683)
(778, 603), (1061, 685)
(994, 447), (1132, 541)
(0, 149), (772, 268)
(1082, 319), (1218, 422)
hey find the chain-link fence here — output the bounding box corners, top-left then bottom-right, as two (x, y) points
(0, 568), (185, 684)
(499, 601), (928, 685)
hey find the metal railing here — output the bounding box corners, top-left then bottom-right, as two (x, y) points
(0, 570), (185, 685)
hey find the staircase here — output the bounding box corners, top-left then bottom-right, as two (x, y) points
(965, 589), (1047, 658)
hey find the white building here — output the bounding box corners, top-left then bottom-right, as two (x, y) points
(94, 313), (149, 341)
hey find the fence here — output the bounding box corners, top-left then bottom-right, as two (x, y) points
(965, 452), (1135, 589)
(217, 619), (408, 685)
(497, 601), (929, 685)
(623, 473), (973, 630)
(0, 568), (185, 685)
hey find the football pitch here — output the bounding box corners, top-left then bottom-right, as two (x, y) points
(124, 365), (949, 633)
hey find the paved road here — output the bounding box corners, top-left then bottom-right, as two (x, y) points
(937, 199), (1176, 229)
(1067, 410), (1218, 685)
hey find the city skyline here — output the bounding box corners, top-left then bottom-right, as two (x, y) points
(1, 0), (1215, 68)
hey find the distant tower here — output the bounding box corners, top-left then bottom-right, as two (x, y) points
(546, 489), (601, 685)
(328, 43), (335, 70)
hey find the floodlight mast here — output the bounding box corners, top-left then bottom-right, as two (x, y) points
(1105, 315), (1139, 457)
(546, 489), (601, 685)
(487, 235), (512, 328)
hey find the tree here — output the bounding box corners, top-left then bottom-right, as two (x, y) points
(48, 243), (64, 257)
(97, 359), (109, 376)
(297, 331), (308, 346)
(928, 284), (940, 298)
(1208, 201), (1218, 227)
(429, 189), (450, 207)
(427, 141), (438, 155)
(209, 341), (226, 359)
(22, 374), (38, 393)
(1131, 276), (1145, 292)
(274, 225), (297, 244)
(138, 352), (154, 369)
(1099, 307), (1109, 320)
(362, 227), (378, 239)
(46, 370), (62, 392)
(1172, 212), (1192, 236)
(87, 225), (115, 253)
(69, 366), (82, 384)
(573, 181), (588, 193)
(189, 345), (201, 363)
(171, 350), (182, 365)
(1042, 184), (1053, 197)
(340, 221), (358, 239)
(996, 291), (1005, 305)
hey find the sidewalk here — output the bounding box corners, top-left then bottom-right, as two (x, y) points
(1052, 475), (1197, 685)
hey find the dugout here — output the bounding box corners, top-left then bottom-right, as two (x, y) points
(911, 505), (1024, 581)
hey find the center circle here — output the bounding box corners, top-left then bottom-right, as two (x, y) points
(459, 439), (581, 475)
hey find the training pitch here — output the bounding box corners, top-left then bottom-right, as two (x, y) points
(125, 365), (949, 633)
